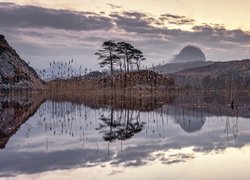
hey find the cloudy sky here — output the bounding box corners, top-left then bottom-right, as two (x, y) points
(0, 0), (250, 70)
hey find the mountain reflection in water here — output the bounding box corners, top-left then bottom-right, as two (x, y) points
(0, 91), (250, 178)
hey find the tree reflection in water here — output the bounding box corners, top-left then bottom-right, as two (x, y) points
(97, 108), (145, 142)
(1, 91), (250, 178)
(0, 91), (249, 151)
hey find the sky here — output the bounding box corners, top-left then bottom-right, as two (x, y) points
(0, 0), (250, 70)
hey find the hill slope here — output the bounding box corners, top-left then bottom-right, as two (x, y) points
(170, 59), (250, 89)
(152, 61), (214, 74)
(48, 70), (175, 95)
(0, 35), (45, 90)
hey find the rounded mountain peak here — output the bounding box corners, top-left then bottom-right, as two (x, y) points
(174, 45), (206, 63)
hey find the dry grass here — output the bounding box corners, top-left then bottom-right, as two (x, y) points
(47, 70), (176, 97)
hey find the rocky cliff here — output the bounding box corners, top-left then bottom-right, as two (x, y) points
(0, 35), (45, 90)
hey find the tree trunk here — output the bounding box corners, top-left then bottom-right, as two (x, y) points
(127, 59), (129, 73)
(109, 46), (113, 74)
(125, 50), (129, 73)
(123, 57), (126, 73)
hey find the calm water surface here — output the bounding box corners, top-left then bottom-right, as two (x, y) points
(0, 93), (250, 180)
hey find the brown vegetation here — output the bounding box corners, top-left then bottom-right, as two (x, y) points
(47, 70), (175, 97)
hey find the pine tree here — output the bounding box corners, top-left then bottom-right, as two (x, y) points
(117, 42), (135, 73)
(95, 40), (118, 74)
(132, 49), (146, 71)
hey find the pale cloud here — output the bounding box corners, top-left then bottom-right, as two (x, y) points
(0, 2), (250, 70)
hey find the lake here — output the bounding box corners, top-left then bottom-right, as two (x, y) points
(0, 92), (250, 180)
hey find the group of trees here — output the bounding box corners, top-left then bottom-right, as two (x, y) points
(95, 40), (146, 74)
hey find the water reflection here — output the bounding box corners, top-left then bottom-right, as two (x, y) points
(172, 108), (206, 133)
(0, 91), (250, 178)
(0, 94), (45, 149)
(97, 109), (145, 142)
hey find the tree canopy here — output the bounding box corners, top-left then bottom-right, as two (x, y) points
(95, 40), (119, 74)
(95, 40), (146, 74)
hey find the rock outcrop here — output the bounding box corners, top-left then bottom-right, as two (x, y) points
(0, 35), (45, 90)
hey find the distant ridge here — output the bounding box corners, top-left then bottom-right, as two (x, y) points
(152, 45), (209, 74)
(152, 61), (214, 74)
(170, 59), (250, 89)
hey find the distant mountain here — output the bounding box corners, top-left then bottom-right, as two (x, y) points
(174, 45), (206, 63)
(0, 35), (45, 90)
(170, 59), (250, 90)
(152, 61), (214, 74)
(151, 45), (209, 74)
